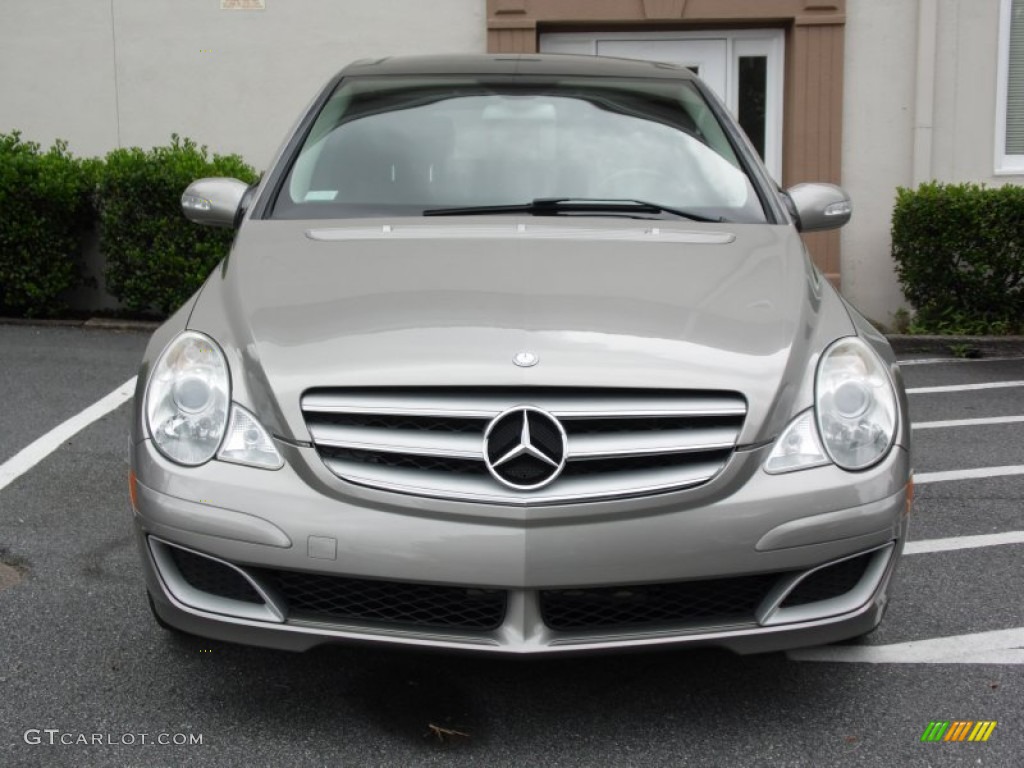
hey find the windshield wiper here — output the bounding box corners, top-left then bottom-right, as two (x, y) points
(422, 198), (724, 222)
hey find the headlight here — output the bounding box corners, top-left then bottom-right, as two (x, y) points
(764, 409), (829, 474)
(217, 404), (284, 470)
(146, 332), (231, 466)
(816, 337), (898, 470)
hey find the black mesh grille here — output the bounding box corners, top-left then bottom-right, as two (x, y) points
(321, 447), (489, 476)
(495, 454), (552, 484)
(528, 413), (564, 457)
(563, 416), (744, 435)
(264, 570), (507, 631)
(316, 413), (486, 434)
(487, 415), (521, 455)
(561, 449), (734, 478)
(168, 547), (264, 604)
(781, 554), (872, 607)
(540, 573), (781, 631)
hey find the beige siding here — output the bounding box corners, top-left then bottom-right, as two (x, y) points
(0, 0), (486, 165)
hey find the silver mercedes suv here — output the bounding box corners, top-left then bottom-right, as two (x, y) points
(130, 54), (911, 655)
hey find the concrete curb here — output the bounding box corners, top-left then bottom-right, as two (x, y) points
(886, 334), (1024, 358)
(0, 316), (160, 332)
(0, 317), (87, 328)
(82, 317), (162, 332)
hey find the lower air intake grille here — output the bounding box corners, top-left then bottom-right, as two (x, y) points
(264, 570), (507, 631)
(168, 547), (264, 604)
(540, 573), (781, 631)
(781, 553), (872, 607)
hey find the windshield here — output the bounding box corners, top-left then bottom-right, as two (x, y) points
(273, 75), (767, 223)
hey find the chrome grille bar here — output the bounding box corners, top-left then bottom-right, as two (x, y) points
(301, 388), (746, 505)
(308, 423), (483, 459)
(321, 457), (727, 506)
(302, 391), (746, 419)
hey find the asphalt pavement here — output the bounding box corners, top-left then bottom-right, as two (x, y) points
(0, 326), (1021, 767)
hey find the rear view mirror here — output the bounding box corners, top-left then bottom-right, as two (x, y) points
(785, 183), (852, 232)
(181, 178), (251, 228)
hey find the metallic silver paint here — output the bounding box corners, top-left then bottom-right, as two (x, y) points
(786, 183), (854, 232)
(305, 223), (738, 244)
(181, 178), (250, 228)
(130, 54), (911, 655)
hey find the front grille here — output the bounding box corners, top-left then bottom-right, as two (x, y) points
(301, 387), (747, 504)
(168, 547), (264, 604)
(540, 573), (780, 631)
(319, 447), (488, 476)
(263, 570), (507, 630)
(781, 553), (872, 607)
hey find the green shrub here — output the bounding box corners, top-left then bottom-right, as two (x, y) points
(98, 135), (257, 315)
(0, 132), (98, 316)
(892, 182), (1024, 334)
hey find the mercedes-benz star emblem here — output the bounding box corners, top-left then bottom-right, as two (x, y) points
(513, 351), (539, 368)
(483, 407), (567, 490)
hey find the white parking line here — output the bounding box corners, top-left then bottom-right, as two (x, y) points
(915, 465), (1024, 484)
(905, 531), (1024, 554)
(788, 627), (1024, 664)
(899, 355), (1024, 366)
(907, 380), (1024, 394)
(913, 415), (1024, 429)
(0, 377), (136, 494)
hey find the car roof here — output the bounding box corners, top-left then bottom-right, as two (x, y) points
(337, 53), (699, 80)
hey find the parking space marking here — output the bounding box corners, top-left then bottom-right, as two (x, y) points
(913, 415), (1024, 429)
(0, 377), (136, 494)
(905, 531), (1024, 554)
(899, 356), (1024, 366)
(907, 380), (1024, 394)
(915, 465), (1024, 484)
(788, 627), (1024, 665)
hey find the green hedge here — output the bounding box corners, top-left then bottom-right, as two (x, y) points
(0, 132), (98, 316)
(98, 135), (258, 315)
(892, 182), (1024, 334)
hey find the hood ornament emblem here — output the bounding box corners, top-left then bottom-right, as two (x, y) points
(513, 351), (539, 368)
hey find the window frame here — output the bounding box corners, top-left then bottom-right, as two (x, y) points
(995, 0), (1024, 174)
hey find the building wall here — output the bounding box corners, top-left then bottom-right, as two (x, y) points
(0, 0), (486, 169)
(3, 1), (1021, 325)
(841, 0), (1024, 325)
(839, 0), (918, 325)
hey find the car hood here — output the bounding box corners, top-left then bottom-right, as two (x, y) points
(187, 217), (854, 444)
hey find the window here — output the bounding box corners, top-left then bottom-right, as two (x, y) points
(996, 0), (1024, 173)
(275, 76), (768, 223)
(540, 30), (785, 181)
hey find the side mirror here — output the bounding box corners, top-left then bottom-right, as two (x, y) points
(181, 178), (251, 228)
(785, 183), (852, 232)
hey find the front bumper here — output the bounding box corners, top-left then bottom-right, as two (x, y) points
(132, 438), (910, 654)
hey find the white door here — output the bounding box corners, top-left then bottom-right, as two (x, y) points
(596, 39), (728, 102)
(541, 30), (784, 181)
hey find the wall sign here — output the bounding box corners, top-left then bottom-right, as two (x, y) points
(221, 0), (265, 9)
